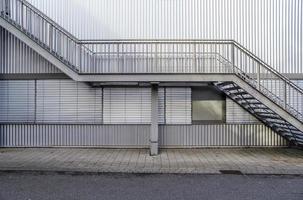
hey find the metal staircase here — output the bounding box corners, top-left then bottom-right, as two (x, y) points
(214, 81), (302, 145)
(0, 0), (303, 146)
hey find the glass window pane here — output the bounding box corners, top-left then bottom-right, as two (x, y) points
(192, 100), (225, 121)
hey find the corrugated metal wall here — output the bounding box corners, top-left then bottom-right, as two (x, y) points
(0, 80), (291, 147)
(0, 27), (61, 74)
(27, 0), (303, 74)
(0, 124), (287, 147)
(159, 125), (288, 147)
(0, 124), (150, 147)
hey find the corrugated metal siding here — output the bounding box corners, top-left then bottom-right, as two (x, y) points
(36, 80), (102, 123)
(0, 124), (150, 147)
(0, 27), (62, 74)
(165, 87), (191, 124)
(226, 98), (260, 124)
(0, 80), (35, 122)
(103, 87), (151, 124)
(0, 124), (287, 147)
(159, 124), (288, 147)
(27, 0), (303, 74)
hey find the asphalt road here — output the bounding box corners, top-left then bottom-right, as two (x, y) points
(0, 172), (302, 200)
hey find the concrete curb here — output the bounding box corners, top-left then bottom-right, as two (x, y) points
(0, 169), (302, 176)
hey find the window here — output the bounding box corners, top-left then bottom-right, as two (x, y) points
(192, 86), (225, 123)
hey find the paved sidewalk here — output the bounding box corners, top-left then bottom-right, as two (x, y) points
(0, 148), (302, 174)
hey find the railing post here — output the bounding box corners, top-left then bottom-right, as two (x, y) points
(5, 0), (10, 16)
(283, 81), (287, 109)
(49, 25), (53, 51)
(20, 1), (23, 28)
(117, 43), (120, 73)
(155, 43), (158, 73)
(193, 42), (197, 72)
(257, 64), (260, 90)
(231, 43), (235, 73)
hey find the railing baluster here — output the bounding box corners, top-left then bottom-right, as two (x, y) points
(257, 63), (260, 90)
(49, 24), (53, 51)
(283, 81), (287, 109)
(193, 42), (197, 73)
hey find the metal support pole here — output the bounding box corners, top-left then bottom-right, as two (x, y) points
(193, 43), (197, 72)
(5, 0), (10, 16)
(257, 64), (260, 90)
(283, 81), (287, 109)
(150, 84), (159, 156)
(155, 43), (158, 73)
(231, 43), (235, 73)
(20, 1), (23, 28)
(49, 25), (53, 51)
(79, 45), (82, 72)
(117, 43), (120, 73)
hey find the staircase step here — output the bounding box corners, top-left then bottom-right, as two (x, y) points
(239, 101), (263, 106)
(222, 86), (243, 91)
(233, 96), (256, 100)
(266, 120), (290, 126)
(271, 124), (297, 131)
(229, 91), (249, 96)
(215, 82), (233, 87)
(253, 110), (275, 115)
(258, 114), (281, 119)
(241, 104), (268, 110)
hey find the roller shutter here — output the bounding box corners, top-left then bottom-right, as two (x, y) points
(103, 88), (151, 124)
(36, 80), (102, 123)
(0, 80), (35, 122)
(165, 87), (191, 124)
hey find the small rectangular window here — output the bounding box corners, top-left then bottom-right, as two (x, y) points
(192, 100), (225, 122)
(192, 86), (226, 124)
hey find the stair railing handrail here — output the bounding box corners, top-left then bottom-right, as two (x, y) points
(232, 40), (303, 94)
(18, 0), (78, 43)
(2, 0), (95, 55)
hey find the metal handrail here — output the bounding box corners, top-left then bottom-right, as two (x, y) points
(19, 0), (78, 42)
(232, 40), (303, 94)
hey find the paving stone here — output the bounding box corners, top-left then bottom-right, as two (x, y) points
(0, 148), (302, 174)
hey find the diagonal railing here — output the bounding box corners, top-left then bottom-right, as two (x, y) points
(1, 0), (303, 124)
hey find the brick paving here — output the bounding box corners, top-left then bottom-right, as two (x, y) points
(0, 148), (302, 174)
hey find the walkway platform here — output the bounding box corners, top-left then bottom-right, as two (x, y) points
(0, 148), (302, 175)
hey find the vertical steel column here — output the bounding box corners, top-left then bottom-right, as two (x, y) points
(150, 84), (159, 156)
